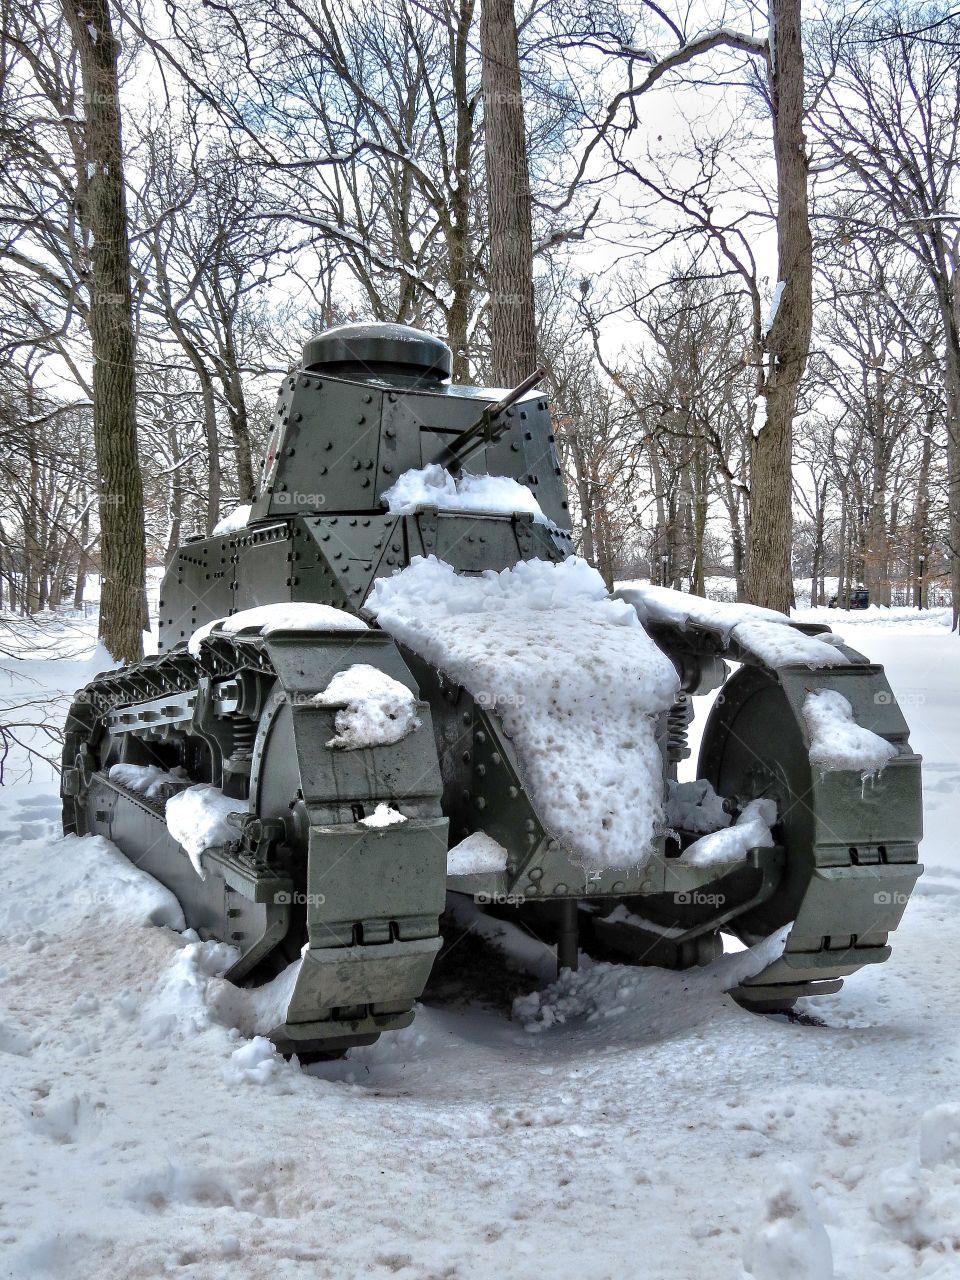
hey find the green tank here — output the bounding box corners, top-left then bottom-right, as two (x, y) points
(61, 323), (923, 1057)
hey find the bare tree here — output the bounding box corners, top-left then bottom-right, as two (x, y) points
(60, 0), (145, 659)
(809, 4), (960, 626)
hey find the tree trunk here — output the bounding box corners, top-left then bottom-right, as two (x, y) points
(745, 0), (813, 612)
(62, 0), (145, 662)
(480, 0), (537, 385)
(165, 421), (184, 564)
(937, 277), (960, 629)
(74, 503), (90, 610)
(913, 415), (932, 609)
(223, 359), (256, 504)
(25, 438), (40, 612)
(811, 497), (825, 607)
(447, 0), (476, 382)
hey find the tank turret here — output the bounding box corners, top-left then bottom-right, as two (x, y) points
(158, 322), (574, 650)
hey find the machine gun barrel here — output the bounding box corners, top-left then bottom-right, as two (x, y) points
(439, 367), (546, 473)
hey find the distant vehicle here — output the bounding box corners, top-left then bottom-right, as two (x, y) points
(828, 586), (869, 610)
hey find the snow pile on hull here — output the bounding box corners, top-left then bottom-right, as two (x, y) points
(666, 778), (731, 835)
(367, 555), (679, 870)
(359, 802), (407, 828)
(681, 798), (777, 868)
(617, 584), (849, 668)
(211, 504), (251, 536)
(801, 689), (898, 774)
(189, 602), (367, 656)
(165, 784), (246, 878)
(108, 762), (188, 801)
(382, 463), (548, 523)
(447, 831), (510, 875)
(312, 663), (420, 749)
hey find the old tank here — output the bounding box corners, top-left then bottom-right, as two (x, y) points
(61, 322), (924, 1058)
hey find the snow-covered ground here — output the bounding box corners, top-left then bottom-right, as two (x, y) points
(1, 604), (959, 1279)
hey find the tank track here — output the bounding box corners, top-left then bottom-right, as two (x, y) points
(61, 626), (448, 1057)
(639, 617), (924, 1010)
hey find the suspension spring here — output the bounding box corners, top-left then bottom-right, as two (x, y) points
(666, 693), (693, 765)
(231, 719), (256, 760)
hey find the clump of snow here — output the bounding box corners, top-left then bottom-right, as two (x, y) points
(211, 504), (251, 536)
(312, 663), (420, 749)
(682, 798), (777, 868)
(360, 802), (406, 828)
(869, 1164), (932, 1235)
(367, 555), (679, 870)
(208, 954), (304, 1039)
(447, 831), (510, 875)
(165, 784), (245, 878)
(617, 584), (849, 668)
(920, 1104), (960, 1168)
(743, 1163), (834, 1280)
(801, 689), (898, 774)
(222, 1036), (285, 1087)
(513, 924), (793, 1030)
(189, 602), (367, 655)
(382, 463), (548, 524)
(666, 778), (731, 835)
(108, 762), (189, 801)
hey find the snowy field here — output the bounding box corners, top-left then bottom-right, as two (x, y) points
(1, 605), (959, 1279)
